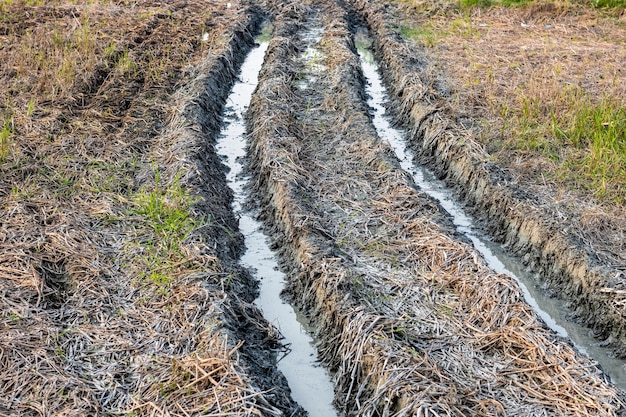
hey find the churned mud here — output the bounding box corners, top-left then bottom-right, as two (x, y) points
(246, 0), (624, 414)
(215, 28), (336, 416)
(347, 0), (626, 357)
(1, 0), (625, 415)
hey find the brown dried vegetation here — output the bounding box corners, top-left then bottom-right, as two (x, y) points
(0, 0), (285, 415)
(347, 0), (626, 359)
(247, 0), (625, 414)
(383, 0), (626, 264)
(2, 0), (626, 414)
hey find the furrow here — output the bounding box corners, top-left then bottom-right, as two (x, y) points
(345, 0), (626, 356)
(247, 0), (624, 415)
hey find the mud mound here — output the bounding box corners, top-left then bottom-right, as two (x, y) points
(246, 0), (624, 414)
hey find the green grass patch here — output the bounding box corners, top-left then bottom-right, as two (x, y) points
(129, 169), (206, 288)
(591, 0), (626, 8)
(506, 88), (625, 202)
(555, 97), (626, 201)
(460, 0), (492, 8)
(397, 23), (440, 47)
(0, 116), (14, 163)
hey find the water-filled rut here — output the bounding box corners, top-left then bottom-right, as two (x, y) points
(215, 28), (337, 417)
(244, 1), (624, 414)
(355, 29), (626, 389)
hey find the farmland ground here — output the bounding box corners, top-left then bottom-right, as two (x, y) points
(0, 0), (625, 415)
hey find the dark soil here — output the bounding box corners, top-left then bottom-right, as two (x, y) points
(348, 0), (626, 355)
(1, 0), (625, 415)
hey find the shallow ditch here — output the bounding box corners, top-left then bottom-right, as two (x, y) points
(215, 28), (338, 417)
(241, 0), (624, 412)
(355, 28), (626, 390)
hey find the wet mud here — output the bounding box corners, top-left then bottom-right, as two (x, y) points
(245, 0), (625, 414)
(3, 0), (626, 414)
(170, 8), (306, 416)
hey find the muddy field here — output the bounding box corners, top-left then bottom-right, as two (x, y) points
(1, 0), (625, 415)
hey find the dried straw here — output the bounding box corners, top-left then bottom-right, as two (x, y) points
(0, 2), (282, 415)
(246, 0), (625, 415)
(347, 0), (626, 355)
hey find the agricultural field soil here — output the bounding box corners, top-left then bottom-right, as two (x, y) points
(0, 0), (625, 416)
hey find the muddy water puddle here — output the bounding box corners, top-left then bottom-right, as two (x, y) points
(355, 29), (626, 389)
(216, 32), (338, 416)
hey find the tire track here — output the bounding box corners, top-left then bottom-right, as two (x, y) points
(247, 0), (624, 414)
(346, 0), (626, 357)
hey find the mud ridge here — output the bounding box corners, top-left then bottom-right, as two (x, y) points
(346, 0), (626, 355)
(157, 5), (304, 415)
(247, 0), (624, 414)
(1, 2), (309, 415)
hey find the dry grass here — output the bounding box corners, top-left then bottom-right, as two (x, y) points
(0, 0), (280, 414)
(422, 4), (626, 198)
(382, 0), (626, 254)
(350, 0), (626, 323)
(246, 0), (625, 414)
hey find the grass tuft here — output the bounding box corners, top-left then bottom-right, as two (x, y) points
(556, 97), (626, 200)
(591, 0), (626, 8)
(399, 24), (437, 45)
(460, 0), (492, 8)
(129, 170), (206, 288)
(504, 86), (625, 202)
(0, 116), (14, 163)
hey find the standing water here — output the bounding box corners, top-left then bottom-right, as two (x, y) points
(215, 31), (338, 416)
(355, 30), (626, 389)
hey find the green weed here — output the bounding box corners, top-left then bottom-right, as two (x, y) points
(129, 169), (205, 288)
(591, 0), (626, 8)
(398, 24), (439, 47)
(116, 49), (137, 76)
(26, 98), (35, 116)
(460, 0), (492, 8)
(0, 116), (14, 162)
(555, 97), (626, 200)
(104, 41), (117, 61)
